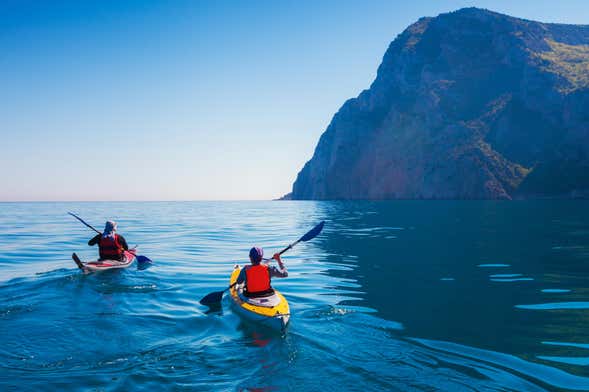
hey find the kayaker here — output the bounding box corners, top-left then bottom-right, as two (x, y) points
(236, 247), (288, 297)
(87, 221), (129, 261)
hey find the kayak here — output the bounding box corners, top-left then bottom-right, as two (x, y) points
(72, 249), (136, 273)
(229, 265), (290, 331)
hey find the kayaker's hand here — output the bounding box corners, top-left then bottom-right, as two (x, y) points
(273, 253), (285, 268)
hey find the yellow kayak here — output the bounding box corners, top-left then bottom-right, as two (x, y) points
(229, 265), (290, 331)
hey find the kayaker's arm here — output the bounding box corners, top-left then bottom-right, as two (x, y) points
(236, 267), (246, 284)
(270, 253), (288, 278)
(88, 234), (101, 246)
(269, 266), (288, 278)
(117, 235), (129, 251)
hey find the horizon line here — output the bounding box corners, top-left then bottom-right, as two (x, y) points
(0, 199), (288, 203)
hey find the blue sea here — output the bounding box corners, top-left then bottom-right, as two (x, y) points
(1, 201), (589, 391)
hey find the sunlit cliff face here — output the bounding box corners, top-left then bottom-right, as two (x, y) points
(292, 8), (589, 200)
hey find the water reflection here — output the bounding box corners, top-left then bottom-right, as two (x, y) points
(313, 200), (589, 380)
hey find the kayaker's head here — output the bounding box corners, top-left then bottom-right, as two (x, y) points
(103, 220), (117, 238)
(249, 247), (263, 265)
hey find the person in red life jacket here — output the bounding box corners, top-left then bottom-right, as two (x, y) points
(236, 247), (288, 298)
(88, 221), (129, 261)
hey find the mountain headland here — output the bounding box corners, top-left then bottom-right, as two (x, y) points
(289, 8), (589, 200)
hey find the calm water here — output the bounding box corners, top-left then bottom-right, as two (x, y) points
(1, 201), (589, 391)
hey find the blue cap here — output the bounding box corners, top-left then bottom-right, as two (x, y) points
(249, 247), (263, 263)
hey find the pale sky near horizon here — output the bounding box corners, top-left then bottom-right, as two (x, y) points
(2, 0), (589, 201)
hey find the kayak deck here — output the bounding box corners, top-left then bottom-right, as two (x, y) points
(229, 265), (290, 331)
(72, 250), (136, 273)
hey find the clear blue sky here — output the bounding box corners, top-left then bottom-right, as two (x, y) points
(1, 0), (588, 201)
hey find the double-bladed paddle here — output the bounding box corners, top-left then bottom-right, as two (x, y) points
(199, 221), (325, 306)
(67, 212), (152, 264)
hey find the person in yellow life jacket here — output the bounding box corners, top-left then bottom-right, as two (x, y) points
(88, 221), (129, 261)
(236, 247), (288, 298)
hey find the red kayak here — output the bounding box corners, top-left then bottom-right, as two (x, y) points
(72, 249), (136, 273)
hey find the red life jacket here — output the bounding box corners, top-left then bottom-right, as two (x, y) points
(99, 234), (123, 260)
(245, 264), (271, 294)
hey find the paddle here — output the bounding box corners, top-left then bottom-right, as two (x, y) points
(67, 212), (152, 264)
(199, 221), (325, 306)
(68, 211), (101, 234)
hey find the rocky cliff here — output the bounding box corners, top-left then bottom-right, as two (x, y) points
(290, 8), (589, 200)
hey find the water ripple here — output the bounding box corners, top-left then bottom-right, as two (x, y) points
(1, 200), (589, 390)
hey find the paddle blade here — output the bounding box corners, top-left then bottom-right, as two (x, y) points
(200, 290), (225, 306)
(136, 255), (152, 264)
(299, 221), (325, 242)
